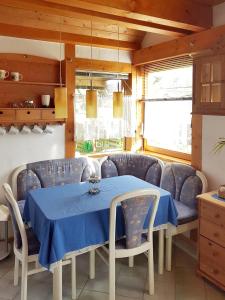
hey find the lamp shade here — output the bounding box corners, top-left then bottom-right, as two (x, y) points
(54, 87), (68, 118)
(113, 91), (123, 118)
(86, 89), (97, 118)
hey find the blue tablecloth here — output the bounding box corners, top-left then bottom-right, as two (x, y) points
(23, 175), (177, 268)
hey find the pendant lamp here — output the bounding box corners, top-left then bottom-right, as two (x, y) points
(54, 29), (68, 119)
(113, 26), (124, 119)
(86, 20), (97, 118)
(113, 82), (123, 118)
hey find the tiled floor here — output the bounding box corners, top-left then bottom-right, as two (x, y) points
(0, 244), (224, 300)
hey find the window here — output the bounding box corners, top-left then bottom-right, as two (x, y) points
(75, 72), (135, 154)
(144, 62), (192, 158)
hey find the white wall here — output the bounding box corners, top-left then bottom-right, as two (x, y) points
(202, 116), (225, 190)
(213, 2), (225, 27)
(0, 36), (66, 202)
(76, 45), (131, 63)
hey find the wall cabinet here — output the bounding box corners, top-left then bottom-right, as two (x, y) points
(198, 192), (225, 291)
(193, 54), (225, 115)
(0, 53), (66, 125)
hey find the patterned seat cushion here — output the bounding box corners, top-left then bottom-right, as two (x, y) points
(26, 227), (40, 255)
(18, 199), (25, 216)
(174, 200), (197, 225)
(115, 235), (148, 249)
(101, 154), (162, 186)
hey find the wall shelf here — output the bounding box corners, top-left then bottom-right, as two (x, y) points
(0, 80), (65, 87)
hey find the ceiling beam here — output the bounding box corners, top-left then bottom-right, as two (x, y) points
(2, 0), (192, 37)
(0, 23), (138, 50)
(133, 24), (225, 65)
(44, 0), (212, 31)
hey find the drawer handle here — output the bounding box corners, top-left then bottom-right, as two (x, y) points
(27, 111), (31, 115)
(0, 111), (3, 115)
(214, 232), (219, 238)
(52, 111), (55, 114)
(215, 214), (220, 218)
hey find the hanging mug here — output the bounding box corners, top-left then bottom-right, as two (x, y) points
(0, 70), (9, 80)
(11, 72), (23, 82)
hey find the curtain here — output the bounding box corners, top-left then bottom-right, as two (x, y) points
(75, 90), (136, 141)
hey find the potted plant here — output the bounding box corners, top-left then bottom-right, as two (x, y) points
(214, 138), (225, 198)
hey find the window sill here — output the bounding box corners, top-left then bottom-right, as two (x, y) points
(139, 150), (191, 165)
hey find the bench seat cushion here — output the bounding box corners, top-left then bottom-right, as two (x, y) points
(174, 199), (197, 225)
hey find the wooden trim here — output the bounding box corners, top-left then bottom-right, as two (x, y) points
(45, 0), (212, 31)
(191, 115), (202, 170)
(64, 44), (75, 158)
(133, 23), (225, 66)
(0, 22), (138, 51)
(144, 141), (191, 161)
(73, 58), (132, 74)
(2, 0), (192, 37)
(0, 53), (59, 65)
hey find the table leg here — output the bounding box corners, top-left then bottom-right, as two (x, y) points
(53, 261), (62, 300)
(158, 229), (164, 275)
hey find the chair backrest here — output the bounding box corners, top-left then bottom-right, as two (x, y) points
(109, 189), (160, 252)
(100, 154), (164, 186)
(160, 163), (208, 209)
(3, 183), (28, 255)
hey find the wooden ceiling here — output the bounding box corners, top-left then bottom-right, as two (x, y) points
(193, 0), (225, 5)
(0, 0), (215, 50)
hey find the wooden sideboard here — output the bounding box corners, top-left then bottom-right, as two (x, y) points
(198, 191), (225, 291)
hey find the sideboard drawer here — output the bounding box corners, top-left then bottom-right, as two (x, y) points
(200, 236), (225, 269)
(41, 109), (56, 120)
(201, 200), (225, 227)
(200, 218), (225, 248)
(0, 109), (15, 121)
(16, 109), (41, 121)
(200, 258), (225, 287)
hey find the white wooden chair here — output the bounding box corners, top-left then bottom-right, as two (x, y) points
(105, 189), (160, 300)
(160, 165), (208, 271)
(2, 183), (76, 300)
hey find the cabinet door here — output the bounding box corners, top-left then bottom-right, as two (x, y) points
(193, 54), (225, 115)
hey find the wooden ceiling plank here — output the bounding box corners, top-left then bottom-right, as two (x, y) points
(0, 22), (138, 50)
(133, 23), (225, 65)
(2, 0), (192, 37)
(44, 0), (212, 31)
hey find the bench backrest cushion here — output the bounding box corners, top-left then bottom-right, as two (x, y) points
(101, 154), (162, 186)
(160, 163), (202, 209)
(17, 157), (91, 200)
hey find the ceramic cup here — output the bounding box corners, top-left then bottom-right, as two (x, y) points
(11, 72), (23, 81)
(32, 125), (43, 134)
(0, 126), (6, 135)
(44, 125), (54, 134)
(0, 70), (9, 80)
(41, 95), (51, 107)
(8, 125), (19, 135)
(21, 125), (31, 134)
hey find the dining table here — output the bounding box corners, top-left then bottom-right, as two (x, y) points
(23, 175), (178, 300)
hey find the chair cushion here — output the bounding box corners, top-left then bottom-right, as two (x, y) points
(115, 235), (148, 249)
(18, 199), (25, 216)
(174, 200), (198, 225)
(101, 154), (162, 186)
(26, 227), (40, 255)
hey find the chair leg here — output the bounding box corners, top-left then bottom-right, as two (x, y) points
(109, 255), (116, 300)
(128, 256), (134, 268)
(166, 235), (172, 272)
(21, 261), (28, 300)
(89, 250), (95, 279)
(158, 229), (164, 275)
(71, 256), (76, 299)
(14, 256), (19, 286)
(148, 249), (154, 296)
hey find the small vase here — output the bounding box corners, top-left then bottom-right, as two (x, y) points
(218, 184), (225, 199)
